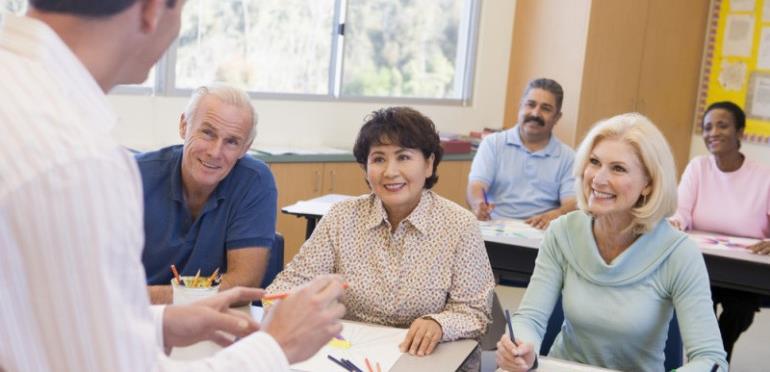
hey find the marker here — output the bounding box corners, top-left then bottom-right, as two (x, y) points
(263, 282), (349, 301)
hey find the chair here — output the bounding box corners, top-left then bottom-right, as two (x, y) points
(254, 233), (284, 306)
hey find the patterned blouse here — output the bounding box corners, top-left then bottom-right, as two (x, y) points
(267, 190), (495, 341)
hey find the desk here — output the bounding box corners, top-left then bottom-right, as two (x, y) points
(171, 306), (477, 372)
(283, 195), (770, 296)
(538, 356), (619, 371)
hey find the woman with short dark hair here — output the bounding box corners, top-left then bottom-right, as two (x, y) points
(267, 106), (495, 358)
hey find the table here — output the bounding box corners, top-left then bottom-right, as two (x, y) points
(171, 306), (477, 372)
(283, 194), (770, 296)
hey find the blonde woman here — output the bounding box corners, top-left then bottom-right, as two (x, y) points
(496, 113), (726, 371)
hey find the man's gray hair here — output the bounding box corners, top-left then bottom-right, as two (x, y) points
(184, 84), (257, 143)
(522, 78), (564, 113)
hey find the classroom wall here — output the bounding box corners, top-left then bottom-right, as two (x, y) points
(107, 0), (517, 151)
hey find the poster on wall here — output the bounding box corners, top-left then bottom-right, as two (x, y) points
(697, 0), (770, 145)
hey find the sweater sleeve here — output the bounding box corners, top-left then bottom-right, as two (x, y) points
(673, 158), (700, 230)
(509, 227), (565, 352)
(664, 240), (728, 372)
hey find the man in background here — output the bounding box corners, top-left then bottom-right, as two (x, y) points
(467, 78), (576, 229)
(0, 0), (344, 370)
(140, 84), (276, 304)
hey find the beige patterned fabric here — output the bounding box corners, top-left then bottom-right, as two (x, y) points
(267, 190), (495, 341)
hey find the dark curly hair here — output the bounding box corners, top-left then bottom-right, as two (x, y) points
(703, 101), (746, 149)
(353, 107), (443, 189)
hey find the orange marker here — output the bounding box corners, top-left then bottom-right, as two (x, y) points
(263, 282), (349, 301)
(170, 265), (182, 285)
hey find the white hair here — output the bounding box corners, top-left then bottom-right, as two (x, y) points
(184, 83), (257, 143)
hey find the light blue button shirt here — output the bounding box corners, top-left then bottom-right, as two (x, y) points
(468, 126), (575, 219)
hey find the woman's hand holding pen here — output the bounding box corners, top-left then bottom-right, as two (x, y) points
(749, 240), (770, 255)
(496, 334), (536, 372)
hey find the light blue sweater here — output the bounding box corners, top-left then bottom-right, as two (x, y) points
(511, 211), (727, 371)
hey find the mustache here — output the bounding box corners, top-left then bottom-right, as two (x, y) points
(524, 115), (545, 126)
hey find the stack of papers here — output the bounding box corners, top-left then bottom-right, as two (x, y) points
(283, 194), (354, 216)
(253, 146), (349, 156)
(479, 219), (544, 242)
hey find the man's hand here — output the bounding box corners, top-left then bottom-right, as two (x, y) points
(496, 334), (536, 372)
(399, 317), (443, 356)
(525, 209), (561, 230)
(473, 202), (495, 221)
(749, 240), (770, 255)
(261, 275), (346, 364)
(162, 287), (263, 348)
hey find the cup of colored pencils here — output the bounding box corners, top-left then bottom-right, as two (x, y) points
(170, 266), (221, 305)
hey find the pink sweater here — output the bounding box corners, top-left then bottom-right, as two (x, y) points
(674, 155), (770, 239)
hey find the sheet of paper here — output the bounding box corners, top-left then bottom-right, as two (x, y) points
(291, 322), (407, 372)
(282, 194), (354, 215)
(253, 146), (349, 156)
(689, 232), (759, 251)
(479, 219), (544, 242)
(730, 0), (755, 12)
(757, 27), (770, 69)
(722, 14), (754, 57)
(719, 60), (747, 90)
(748, 73), (770, 118)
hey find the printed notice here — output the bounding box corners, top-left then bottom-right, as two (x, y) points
(758, 27), (770, 69)
(719, 60), (747, 90)
(723, 14), (755, 57)
(747, 74), (770, 118)
(730, 0), (755, 12)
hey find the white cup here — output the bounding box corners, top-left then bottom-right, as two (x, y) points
(171, 276), (220, 305)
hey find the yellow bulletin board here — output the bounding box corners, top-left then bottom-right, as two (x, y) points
(697, 0), (770, 144)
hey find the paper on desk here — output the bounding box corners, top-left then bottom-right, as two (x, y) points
(479, 219), (544, 242)
(291, 322), (407, 372)
(689, 232), (759, 251)
(283, 194), (354, 216)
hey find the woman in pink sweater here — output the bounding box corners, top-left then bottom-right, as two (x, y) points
(671, 101), (770, 362)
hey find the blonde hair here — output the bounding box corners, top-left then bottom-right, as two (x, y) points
(184, 83), (258, 143)
(574, 113), (677, 234)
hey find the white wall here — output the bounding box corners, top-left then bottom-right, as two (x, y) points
(108, 0), (517, 152)
(689, 134), (770, 166)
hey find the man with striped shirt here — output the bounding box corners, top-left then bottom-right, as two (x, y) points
(0, 1), (345, 371)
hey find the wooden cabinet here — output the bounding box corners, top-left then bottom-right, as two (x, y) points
(431, 160), (471, 208)
(269, 160), (471, 264)
(270, 162), (370, 265)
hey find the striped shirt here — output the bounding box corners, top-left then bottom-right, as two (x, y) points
(0, 15), (287, 371)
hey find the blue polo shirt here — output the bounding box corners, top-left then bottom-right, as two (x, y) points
(468, 126), (575, 219)
(137, 145), (277, 285)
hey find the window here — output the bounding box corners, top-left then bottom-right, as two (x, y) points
(169, 0), (479, 103)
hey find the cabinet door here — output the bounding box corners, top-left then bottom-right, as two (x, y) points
(431, 160), (471, 208)
(323, 162), (370, 196)
(270, 163), (324, 264)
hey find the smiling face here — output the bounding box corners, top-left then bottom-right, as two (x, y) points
(582, 138), (651, 220)
(179, 95), (253, 197)
(517, 88), (562, 143)
(702, 108), (742, 156)
(366, 143), (434, 222)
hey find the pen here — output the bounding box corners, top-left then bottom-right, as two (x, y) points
(482, 189), (489, 205)
(710, 363), (719, 372)
(505, 309), (515, 342)
(263, 282), (349, 301)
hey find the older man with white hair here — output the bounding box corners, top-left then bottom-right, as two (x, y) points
(139, 84), (276, 304)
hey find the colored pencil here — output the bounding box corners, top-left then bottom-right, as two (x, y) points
(342, 358), (363, 372)
(376, 362), (382, 372)
(192, 269), (201, 287)
(364, 357), (374, 372)
(327, 355), (349, 371)
(206, 267), (220, 286)
(263, 282), (349, 301)
(170, 265), (182, 285)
